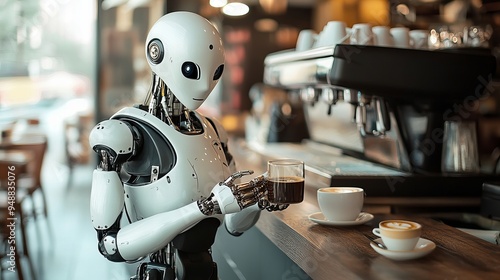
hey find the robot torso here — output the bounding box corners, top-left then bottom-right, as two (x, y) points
(111, 107), (231, 222)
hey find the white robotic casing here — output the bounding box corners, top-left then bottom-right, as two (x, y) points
(146, 12), (225, 110)
(90, 169), (125, 229)
(112, 107), (230, 222)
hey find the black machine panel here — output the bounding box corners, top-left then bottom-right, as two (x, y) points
(329, 45), (496, 103)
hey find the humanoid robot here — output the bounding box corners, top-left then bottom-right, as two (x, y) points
(89, 12), (286, 280)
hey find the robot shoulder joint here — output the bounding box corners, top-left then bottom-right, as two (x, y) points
(89, 119), (137, 160)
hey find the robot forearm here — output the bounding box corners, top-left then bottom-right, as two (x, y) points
(90, 169), (127, 262)
(116, 202), (206, 261)
(91, 169), (214, 262)
(224, 204), (261, 236)
(96, 201), (208, 262)
(91, 169), (125, 230)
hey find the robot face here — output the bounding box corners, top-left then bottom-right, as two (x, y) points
(145, 12), (225, 110)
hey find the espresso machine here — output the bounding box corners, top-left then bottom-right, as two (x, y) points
(256, 25), (499, 214)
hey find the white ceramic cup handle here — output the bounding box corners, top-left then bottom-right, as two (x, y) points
(360, 34), (373, 45)
(372, 228), (382, 237)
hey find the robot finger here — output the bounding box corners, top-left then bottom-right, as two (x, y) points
(223, 170), (254, 185)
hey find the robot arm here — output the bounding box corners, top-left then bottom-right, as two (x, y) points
(114, 202), (207, 261)
(89, 120), (207, 262)
(89, 120), (139, 231)
(89, 120), (138, 261)
(90, 169), (126, 261)
(93, 187), (208, 262)
(115, 170), (275, 261)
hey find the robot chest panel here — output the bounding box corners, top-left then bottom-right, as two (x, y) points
(124, 125), (230, 221)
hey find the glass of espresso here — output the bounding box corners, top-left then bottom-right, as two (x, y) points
(265, 159), (305, 204)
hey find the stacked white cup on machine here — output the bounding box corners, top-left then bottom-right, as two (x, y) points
(295, 22), (431, 51)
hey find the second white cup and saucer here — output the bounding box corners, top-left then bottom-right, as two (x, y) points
(369, 220), (436, 261)
(308, 187), (374, 226)
(308, 212), (374, 226)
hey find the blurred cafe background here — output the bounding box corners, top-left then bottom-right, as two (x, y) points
(0, 0), (500, 279)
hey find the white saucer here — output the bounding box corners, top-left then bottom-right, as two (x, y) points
(370, 238), (436, 261)
(308, 212), (374, 226)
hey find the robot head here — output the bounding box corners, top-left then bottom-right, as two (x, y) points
(145, 12), (225, 110)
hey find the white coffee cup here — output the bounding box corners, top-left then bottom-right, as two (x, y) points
(409, 29), (429, 49)
(372, 220), (422, 251)
(317, 187), (364, 221)
(296, 29), (317, 51)
(314, 21), (349, 48)
(372, 26), (394, 47)
(390, 27), (410, 48)
(350, 23), (374, 45)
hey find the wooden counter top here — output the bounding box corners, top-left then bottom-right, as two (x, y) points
(230, 139), (500, 279)
(256, 187), (500, 279)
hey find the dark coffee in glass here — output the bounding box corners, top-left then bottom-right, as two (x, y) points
(266, 159), (305, 204)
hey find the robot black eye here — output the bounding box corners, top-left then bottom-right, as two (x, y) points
(213, 64), (224, 80)
(181, 62), (200, 80)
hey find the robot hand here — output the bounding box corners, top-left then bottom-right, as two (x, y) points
(257, 198), (289, 212)
(226, 171), (290, 213)
(198, 170), (268, 215)
(197, 170), (292, 215)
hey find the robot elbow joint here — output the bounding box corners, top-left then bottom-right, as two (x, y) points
(98, 233), (125, 262)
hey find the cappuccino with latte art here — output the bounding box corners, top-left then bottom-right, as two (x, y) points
(373, 220), (422, 251)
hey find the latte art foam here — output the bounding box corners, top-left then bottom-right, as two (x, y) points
(381, 221), (420, 230)
(319, 187), (363, 194)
